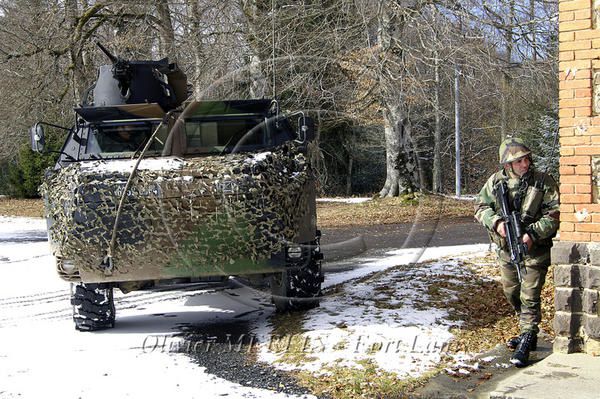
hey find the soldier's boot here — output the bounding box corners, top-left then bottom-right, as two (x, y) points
(510, 332), (536, 367)
(506, 336), (520, 350)
(506, 334), (537, 351)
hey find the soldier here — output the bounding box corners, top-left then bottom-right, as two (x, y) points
(475, 137), (559, 367)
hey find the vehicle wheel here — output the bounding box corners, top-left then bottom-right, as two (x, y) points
(70, 282), (116, 331)
(271, 237), (323, 312)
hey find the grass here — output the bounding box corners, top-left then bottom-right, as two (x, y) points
(317, 194), (474, 227)
(0, 194), (475, 224)
(266, 291), (439, 398)
(267, 312), (319, 366)
(0, 197), (44, 217)
(294, 360), (437, 399)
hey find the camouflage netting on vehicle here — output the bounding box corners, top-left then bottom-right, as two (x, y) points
(40, 143), (315, 283)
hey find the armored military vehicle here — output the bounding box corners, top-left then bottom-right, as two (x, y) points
(30, 44), (323, 331)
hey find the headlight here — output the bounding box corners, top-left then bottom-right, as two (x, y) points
(60, 258), (76, 274)
(287, 245), (302, 259)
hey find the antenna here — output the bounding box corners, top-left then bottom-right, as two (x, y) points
(271, 0), (276, 98)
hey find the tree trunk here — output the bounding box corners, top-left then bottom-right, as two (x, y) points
(454, 65), (461, 197)
(501, 0), (515, 140)
(345, 155), (353, 196)
(433, 50), (442, 193)
(500, 74), (508, 140)
(65, 0), (86, 103)
(530, 0), (537, 62)
(379, 105), (417, 197)
(249, 54), (268, 98)
(156, 0), (176, 59)
(187, 0), (204, 99)
(241, 0), (270, 98)
(377, 1), (418, 197)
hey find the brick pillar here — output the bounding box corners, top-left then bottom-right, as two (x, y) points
(552, 242), (600, 354)
(557, 0), (600, 355)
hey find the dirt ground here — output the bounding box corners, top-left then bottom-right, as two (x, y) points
(0, 198), (44, 217)
(317, 195), (474, 227)
(0, 195), (475, 222)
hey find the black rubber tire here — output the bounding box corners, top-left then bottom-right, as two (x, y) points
(70, 282), (116, 331)
(271, 239), (323, 312)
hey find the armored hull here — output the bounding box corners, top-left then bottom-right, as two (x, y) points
(41, 144), (317, 283)
(31, 49), (322, 327)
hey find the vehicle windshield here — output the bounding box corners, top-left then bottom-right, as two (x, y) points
(86, 121), (168, 156)
(83, 115), (296, 158)
(184, 115), (295, 155)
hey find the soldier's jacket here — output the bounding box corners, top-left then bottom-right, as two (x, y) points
(475, 167), (559, 260)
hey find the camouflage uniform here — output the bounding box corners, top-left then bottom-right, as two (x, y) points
(475, 164), (559, 334)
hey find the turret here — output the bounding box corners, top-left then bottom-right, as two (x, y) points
(86, 42), (188, 111)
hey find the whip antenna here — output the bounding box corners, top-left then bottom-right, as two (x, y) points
(271, 0), (276, 98)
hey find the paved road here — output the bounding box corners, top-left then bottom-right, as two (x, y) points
(320, 216), (489, 262)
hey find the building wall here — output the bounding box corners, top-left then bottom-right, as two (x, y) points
(556, 0), (600, 354)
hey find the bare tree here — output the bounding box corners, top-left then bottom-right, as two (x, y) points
(0, 0), (559, 197)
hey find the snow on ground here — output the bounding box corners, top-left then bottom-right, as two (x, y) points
(257, 244), (489, 377)
(0, 217), (314, 399)
(321, 244), (488, 288)
(317, 195), (477, 204)
(317, 197), (372, 204)
(442, 194), (477, 201)
(0, 216), (489, 397)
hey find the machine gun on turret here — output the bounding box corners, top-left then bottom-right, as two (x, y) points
(96, 42), (133, 98)
(89, 42), (189, 111)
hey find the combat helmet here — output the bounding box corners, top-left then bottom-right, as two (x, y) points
(498, 137), (531, 164)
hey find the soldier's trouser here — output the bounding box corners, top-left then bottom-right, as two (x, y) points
(499, 253), (550, 335)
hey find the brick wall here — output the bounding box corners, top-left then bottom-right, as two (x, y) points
(555, 0), (600, 354)
(559, 0), (597, 242)
(552, 242), (600, 354)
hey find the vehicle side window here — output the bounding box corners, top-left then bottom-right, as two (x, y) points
(86, 123), (167, 155)
(86, 129), (102, 154)
(186, 122), (219, 148)
(184, 116), (294, 155)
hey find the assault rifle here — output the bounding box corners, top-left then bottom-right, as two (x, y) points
(495, 180), (527, 283)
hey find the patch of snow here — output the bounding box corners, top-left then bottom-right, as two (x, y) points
(0, 216), (493, 396)
(79, 157), (185, 173)
(257, 244), (491, 378)
(442, 194), (477, 201)
(0, 217), (61, 297)
(245, 151), (273, 164)
(322, 244), (489, 289)
(481, 355), (497, 363)
(0, 217), (315, 399)
(317, 197), (372, 204)
(0, 216), (46, 234)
